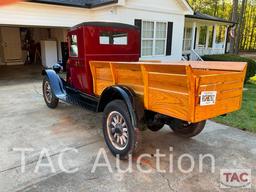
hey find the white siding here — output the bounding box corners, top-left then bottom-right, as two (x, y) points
(0, 0), (191, 61)
(0, 2), (91, 27)
(91, 1), (186, 61)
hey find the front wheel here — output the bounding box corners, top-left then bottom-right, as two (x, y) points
(42, 76), (59, 109)
(169, 119), (206, 138)
(102, 100), (140, 159)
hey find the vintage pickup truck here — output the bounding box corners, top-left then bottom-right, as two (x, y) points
(42, 22), (247, 158)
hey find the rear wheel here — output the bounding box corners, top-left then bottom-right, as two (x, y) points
(146, 112), (165, 132)
(147, 121), (165, 132)
(42, 76), (59, 109)
(168, 119), (206, 138)
(102, 100), (140, 159)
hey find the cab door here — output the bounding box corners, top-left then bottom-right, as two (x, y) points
(68, 30), (85, 92)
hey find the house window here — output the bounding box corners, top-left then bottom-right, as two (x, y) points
(208, 26), (214, 48)
(141, 21), (167, 56)
(70, 35), (78, 57)
(199, 26), (207, 47)
(99, 32), (128, 45)
(183, 27), (192, 51)
(216, 26), (226, 43)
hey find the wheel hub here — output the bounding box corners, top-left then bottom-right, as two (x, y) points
(115, 124), (124, 134)
(106, 111), (129, 150)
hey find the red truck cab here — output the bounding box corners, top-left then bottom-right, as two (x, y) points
(67, 22), (140, 94)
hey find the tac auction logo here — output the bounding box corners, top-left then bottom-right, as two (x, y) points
(220, 169), (252, 189)
(0, 0), (22, 6)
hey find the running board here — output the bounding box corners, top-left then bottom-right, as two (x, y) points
(58, 87), (98, 112)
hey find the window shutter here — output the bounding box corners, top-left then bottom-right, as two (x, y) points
(166, 22), (173, 56)
(134, 19), (142, 33)
(134, 19), (142, 56)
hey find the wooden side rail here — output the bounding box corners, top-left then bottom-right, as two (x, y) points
(90, 61), (247, 123)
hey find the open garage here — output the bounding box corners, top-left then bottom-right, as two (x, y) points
(0, 26), (68, 67)
(0, 0), (92, 76)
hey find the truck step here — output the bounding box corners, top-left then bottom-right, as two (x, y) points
(64, 93), (98, 112)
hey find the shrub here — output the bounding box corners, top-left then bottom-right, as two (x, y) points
(202, 54), (256, 82)
(249, 75), (256, 84)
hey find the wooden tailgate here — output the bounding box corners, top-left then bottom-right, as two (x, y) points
(192, 62), (247, 122)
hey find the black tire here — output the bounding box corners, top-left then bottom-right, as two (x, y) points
(147, 121), (165, 132)
(42, 76), (59, 109)
(169, 119), (206, 138)
(102, 100), (140, 159)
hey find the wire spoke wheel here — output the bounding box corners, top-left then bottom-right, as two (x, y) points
(103, 100), (140, 159)
(43, 80), (53, 103)
(107, 111), (129, 150)
(42, 76), (59, 108)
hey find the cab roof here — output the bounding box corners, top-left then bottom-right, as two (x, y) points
(71, 22), (139, 30)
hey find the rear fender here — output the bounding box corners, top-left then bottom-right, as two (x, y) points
(97, 85), (144, 129)
(42, 69), (66, 99)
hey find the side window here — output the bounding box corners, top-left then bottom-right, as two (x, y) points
(99, 32), (128, 45)
(99, 32), (110, 44)
(70, 35), (78, 57)
(112, 33), (128, 45)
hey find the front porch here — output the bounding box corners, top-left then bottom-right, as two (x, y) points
(183, 12), (234, 60)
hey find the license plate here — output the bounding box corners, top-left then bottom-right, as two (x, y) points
(200, 91), (217, 106)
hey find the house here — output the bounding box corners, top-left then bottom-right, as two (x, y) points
(184, 12), (235, 60)
(0, 0), (234, 66)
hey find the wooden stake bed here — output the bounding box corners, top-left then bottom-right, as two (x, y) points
(90, 61), (247, 123)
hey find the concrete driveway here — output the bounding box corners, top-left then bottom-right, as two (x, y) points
(0, 65), (255, 192)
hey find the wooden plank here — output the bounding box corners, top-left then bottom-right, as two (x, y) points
(193, 69), (227, 75)
(116, 68), (143, 85)
(148, 72), (188, 88)
(89, 61), (97, 95)
(141, 65), (149, 109)
(95, 79), (113, 96)
(90, 61), (110, 68)
(199, 72), (243, 85)
(216, 89), (243, 101)
(148, 72), (188, 94)
(198, 82), (243, 93)
(143, 64), (187, 74)
(148, 88), (190, 121)
(188, 61), (247, 72)
(195, 96), (242, 122)
(95, 67), (112, 81)
(110, 63), (117, 84)
(186, 65), (196, 122)
(195, 88), (243, 105)
(114, 63), (141, 70)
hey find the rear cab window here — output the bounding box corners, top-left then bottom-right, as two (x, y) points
(99, 32), (128, 45)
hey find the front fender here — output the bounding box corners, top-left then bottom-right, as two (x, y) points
(42, 69), (66, 100)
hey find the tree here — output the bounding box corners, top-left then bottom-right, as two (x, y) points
(188, 0), (256, 52)
(230, 0), (238, 54)
(235, 0), (247, 54)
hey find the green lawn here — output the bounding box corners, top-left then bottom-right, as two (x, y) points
(213, 83), (256, 132)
